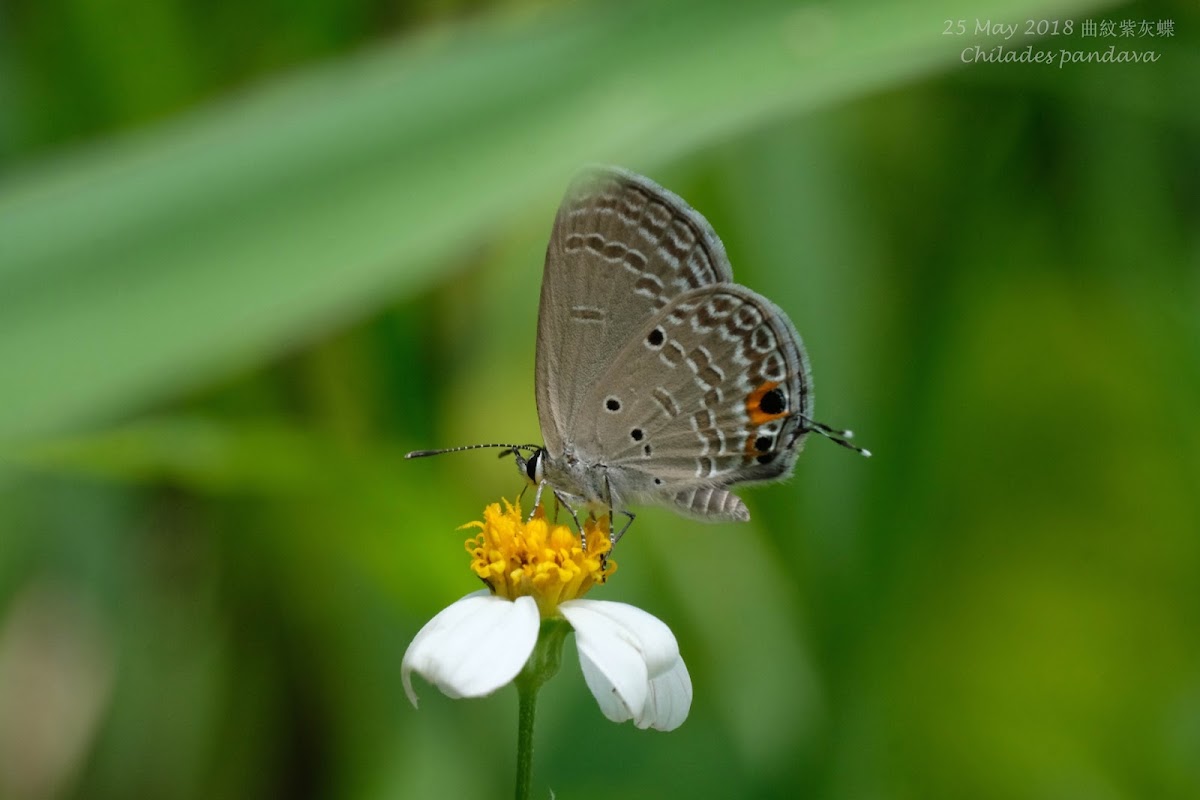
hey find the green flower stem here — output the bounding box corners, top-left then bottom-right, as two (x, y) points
(513, 618), (571, 800)
(514, 679), (539, 800)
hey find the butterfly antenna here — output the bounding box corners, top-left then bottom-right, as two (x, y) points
(800, 417), (872, 457)
(405, 443), (540, 459)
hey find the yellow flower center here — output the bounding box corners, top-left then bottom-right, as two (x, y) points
(463, 499), (616, 617)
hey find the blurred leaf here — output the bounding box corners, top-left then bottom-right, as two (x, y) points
(0, 0), (1115, 445)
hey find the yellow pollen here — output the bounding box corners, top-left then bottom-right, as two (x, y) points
(463, 499), (616, 617)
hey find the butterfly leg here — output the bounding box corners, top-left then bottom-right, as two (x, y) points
(552, 489), (584, 534)
(528, 480), (548, 521)
(600, 472), (636, 546)
(612, 511), (636, 546)
(543, 489), (597, 553)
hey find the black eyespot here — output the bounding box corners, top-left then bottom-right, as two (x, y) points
(653, 477), (663, 485)
(646, 328), (665, 347)
(605, 397), (621, 412)
(756, 452), (777, 465)
(754, 435), (772, 452)
(643, 444), (652, 456)
(630, 428), (644, 441)
(759, 388), (786, 415)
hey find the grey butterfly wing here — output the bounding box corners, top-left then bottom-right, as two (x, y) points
(535, 166), (734, 459)
(573, 284), (812, 520)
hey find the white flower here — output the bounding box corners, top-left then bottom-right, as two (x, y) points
(400, 500), (692, 731)
(402, 590), (692, 731)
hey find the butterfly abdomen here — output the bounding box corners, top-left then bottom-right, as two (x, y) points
(672, 486), (751, 522)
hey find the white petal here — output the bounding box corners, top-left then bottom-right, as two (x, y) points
(562, 600), (680, 673)
(560, 599), (691, 730)
(402, 590), (539, 707)
(638, 657), (692, 731)
(572, 625), (645, 724)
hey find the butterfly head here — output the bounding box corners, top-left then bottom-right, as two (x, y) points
(507, 445), (545, 486)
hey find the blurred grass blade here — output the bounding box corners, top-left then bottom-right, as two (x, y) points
(0, 0), (1111, 444)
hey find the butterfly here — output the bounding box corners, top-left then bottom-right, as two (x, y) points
(409, 166), (867, 541)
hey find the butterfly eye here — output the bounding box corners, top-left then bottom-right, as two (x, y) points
(526, 450), (544, 483)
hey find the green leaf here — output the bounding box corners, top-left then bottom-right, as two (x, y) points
(0, 0), (1115, 444)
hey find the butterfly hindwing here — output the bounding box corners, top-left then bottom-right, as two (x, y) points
(573, 284), (812, 503)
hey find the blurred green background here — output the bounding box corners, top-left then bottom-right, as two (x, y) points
(2, 0), (1197, 798)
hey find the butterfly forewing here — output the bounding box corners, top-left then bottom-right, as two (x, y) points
(535, 167), (734, 459)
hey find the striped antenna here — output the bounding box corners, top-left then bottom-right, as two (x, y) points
(405, 443), (540, 459)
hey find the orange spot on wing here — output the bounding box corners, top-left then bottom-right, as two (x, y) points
(745, 380), (788, 427)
